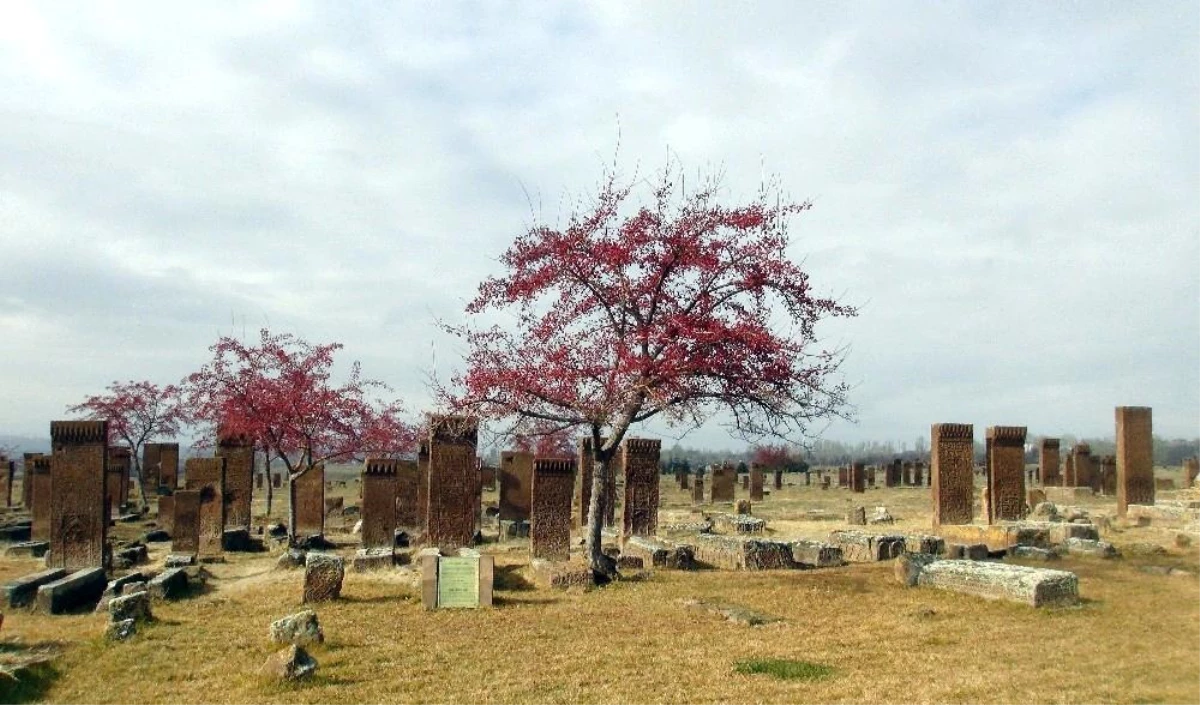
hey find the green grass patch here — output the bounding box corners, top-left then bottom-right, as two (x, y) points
(734, 658), (834, 681)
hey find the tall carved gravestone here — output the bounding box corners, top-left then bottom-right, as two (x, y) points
(272, 473), (281, 489)
(416, 441), (430, 532)
(425, 415), (478, 551)
(158, 493), (175, 534)
(106, 447), (131, 514)
(577, 438), (619, 529)
(142, 443), (162, 494)
(867, 466), (876, 488)
(1063, 453), (1076, 487)
(185, 457), (226, 560)
(172, 490), (200, 555)
(0, 456), (12, 507)
(499, 451), (534, 522)
(21, 452), (36, 508)
(1115, 406), (1154, 517)
(158, 442), (180, 491)
(679, 470), (689, 490)
(902, 461), (913, 486)
(692, 472), (705, 504)
(837, 467), (847, 488)
(622, 438), (661, 538)
(361, 459), (398, 549)
(293, 463), (326, 537)
(912, 461), (924, 487)
(773, 468), (783, 491)
(1072, 444), (1095, 492)
(889, 459), (903, 487)
(1098, 455), (1117, 496)
(530, 458), (574, 561)
(1039, 438), (1061, 487)
(48, 420), (108, 571)
(29, 455), (52, 542)
(711, 463), (736, 503)
(749, 463), (765, 501)
(217, 432), (254, 529)
(932, 423), (974, 527)
(395, 459), (420, 528)
(986, 426), (1027, 523)
(850, 462), (865, 493)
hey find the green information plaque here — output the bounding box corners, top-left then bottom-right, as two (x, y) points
(437, 556), (480, 608)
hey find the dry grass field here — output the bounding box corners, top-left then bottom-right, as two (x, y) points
(1, 468), (1197, 704)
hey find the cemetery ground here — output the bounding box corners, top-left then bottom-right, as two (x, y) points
(1, 471), (1198, 704)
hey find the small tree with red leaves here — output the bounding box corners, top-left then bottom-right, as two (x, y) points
(183, 329), (415, 540)
(751, 443), (791, 470)
(67, 380), (184, 507)
(444, 163), (856, 573)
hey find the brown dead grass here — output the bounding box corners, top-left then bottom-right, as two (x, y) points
(0, 473), (1197, 704)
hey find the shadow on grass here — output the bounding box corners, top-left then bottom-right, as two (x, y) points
(493, 595), (560, 607)
(493, 565), (535, 591)
(0, 640), (64, 704)
(338, 593), (414, 605)
(263, 673), (360, 693)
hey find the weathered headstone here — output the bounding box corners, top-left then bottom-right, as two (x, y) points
(1115, 406), (1154, 517)
(710, 463), (736, 503)
(48, 421), (109, 571)
(395, 459), (420, 528)
(889, 459), (903, 488)
(1072, 443), (1095, 493)
(1098, 455), (1117, 496)
(157, 492), (175, 534)
(416, 441), (430, 531)
(773, 468), (783, 491)
(29, 455), (51, 542)
(303, 553), (344, 602)
(106, 446), (131, 514)
(256, 472), (264, 490)
(22, 452), (37, 508)
(679, 470), (689, 490)
(361, 459), (398, 549)
(692, 474), (705, 505)
(903, 461), (914, 486)
(171, 490), (200, 555)
(577, 437), (619, 529)
(912, 461), (925, 487)
(272, 473), (282, 489)
(1063, 452), (1076, 487)
(293, 463), (326, 538)
(420, 549), (494, 609)
(425, 415), (478, 550)
(741, 474), (749, 490)
(932, 423), (974, 527)
(986, 426), (1027, 524)
(850, 462), (865, 493)
(217, 432), (254, 530)
(1039, 438), (1061, 487)
(185, 458), (226, 560)
(142, 443), (162, 493)
(622, 438), (660, 538)
(749, 463), (765, 501)
(499, 451), (534, 522)
(530, 458), (574, 560)
(837, 466), (847, 488)
(0, 456), (13, 508)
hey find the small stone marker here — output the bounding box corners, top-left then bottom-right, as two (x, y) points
(261, 645), (317, 681)
(302, 553), (344, 603)
(421, 549), (494, 609)
(270, 610), (324, 646)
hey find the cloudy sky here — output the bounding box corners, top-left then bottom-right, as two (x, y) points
(1, 2), (1196, 451)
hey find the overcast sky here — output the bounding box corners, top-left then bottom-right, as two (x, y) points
(1, 2), (1196, 451)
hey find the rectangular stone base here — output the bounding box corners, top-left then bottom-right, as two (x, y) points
(693, 535), (794, 570)
(530, 559), (595, 589)
(35, 567), (107, 614)
(351, 548), (407, 572)
(2, 568), (68, 608)
(916, 560), (1079, 607)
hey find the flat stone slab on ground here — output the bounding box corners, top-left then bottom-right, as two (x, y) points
(1009, 546), (1060, 561)
(36, 567), (107, 614)
(530, 559), (595, 589)
(693, 535), (794, 570)
(620, 536), (696, 570)
(2, 568), (68, 608)
(711, 513), (767, 535)
(680, 598), (782, 626)
(937, 522), (1098, 552)
(915, 558), (1079, 607)
(1062, 538), (1119, 559)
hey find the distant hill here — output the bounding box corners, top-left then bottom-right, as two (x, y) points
(0, 435), (50, 456)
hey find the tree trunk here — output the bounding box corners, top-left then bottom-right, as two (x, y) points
(288, 469), (299, 545)
(585, 452), (609, 574)
(131, 445), (150, 509)
(263, 448), (274, 517)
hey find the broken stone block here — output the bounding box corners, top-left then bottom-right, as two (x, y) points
(108, 592), (152, 624)
(827, 530), (906, 563)
(711, 513), (767, 535)
(105, 618), (137, 642)
(1031, 502), (1060, 522)
(735, 500), (752, 515)
(302, 553), (344, 603)
(269, 610), (324, 646)
(692, 535), (794, 570)
(1062, 537), (1119, 559)
(260, 645), (317, 681)
(894, 552), (939, 587)
(164, 553), (196, 568)
(904, 535), (945, 556)
(35, 568), (106, 614)
(869, 507), (895, 525)
(789, 540), (843, 568)
(914, 560), (1079, 607)
(147, 568), (189, 600)
(95, 573), (148, 612)
(274, 548), (307, 571)
(351, 547), (397, 572)
(846, 507), (866, 526)
(222, 528), (253, 552)
(2, 568), (68, 609)
(616, 555), (644, 571)
(1009, 546), (1060, 562)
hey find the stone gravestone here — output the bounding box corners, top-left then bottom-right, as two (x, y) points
(986, 426), (1027, 524)
(421, 549), (494, 609)
(773, 468), (783, 491)
(1072, 444), (1095, 493)
(621, 438), (661, 538)
(499, 451), (534, 522)
(185, 457), (226, 560)
(48, 421), (109, 571)
(158, 492), (175, 534)
(255, 472), (264, 490)
(416, 441), (430, 534)
(294, 463), (326, 538)
(577, 437), (620, 529)
(679, 470), (689, 490)
(22, 452), (37, 508)
(29, 455), (52, 542)
(272, 473), (282, 489)
(1063, 453), (1076, 487)
(889, 459), (903, 488)
(395, 459), (420, 528)
(1039, 438), (1061, 487)
(692, 473), (705, 505)
(530, 458), (574, 561)
(912, 462), (924, 487)
(0, 456), (12, 508)
(710, 463), (736, 503)
(1115, 406), (1154, 517)
(171, 490), (201, 555)
(217, 432), (254, 530)
(106, 447), (130, 514)
(361, 459), (398, 549)
(850, 462), (866, 493)
(932, 423), (974, 527)
(741, 474), (749, 490)
(142, 443), (162, 494)
(1183, 457), (1199, 490)
(425, 415), (478, 551)
(837, 466), (847, 488)
(749, 464), (765, 502)
(903, 461), (913, 486)
(158, 442), (180, 491)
